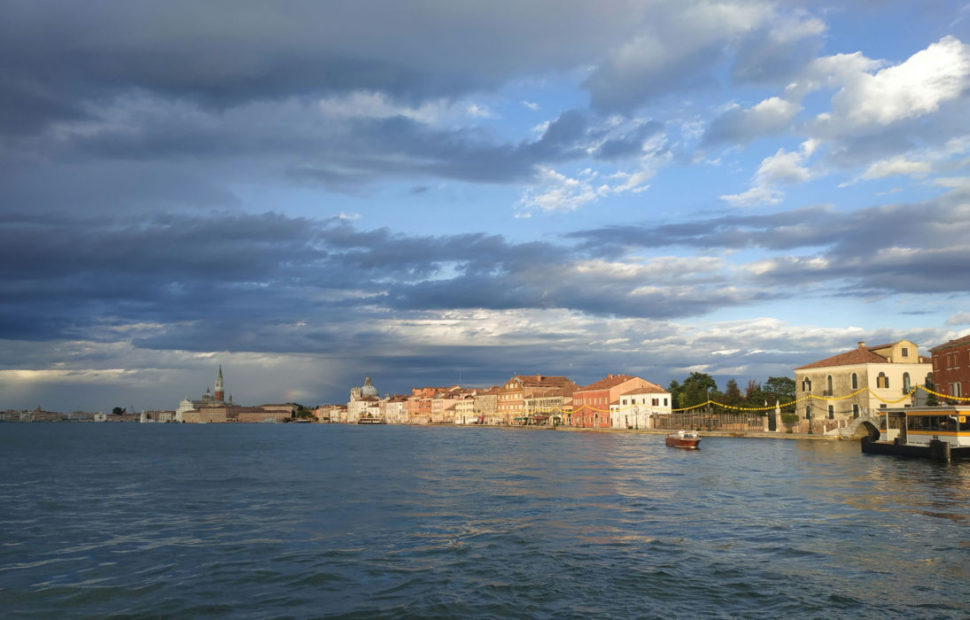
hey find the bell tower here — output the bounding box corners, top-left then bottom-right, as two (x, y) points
(214, 365), (225, 403)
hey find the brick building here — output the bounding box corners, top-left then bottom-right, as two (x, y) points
(930, 334), (970, 401)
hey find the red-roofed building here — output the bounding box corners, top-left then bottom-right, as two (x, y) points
(794, 340), (931, 425)
(571, 374), (663, 428)
(930, 334), (970, 401)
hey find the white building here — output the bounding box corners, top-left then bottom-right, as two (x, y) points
(610, 386), (672, 429)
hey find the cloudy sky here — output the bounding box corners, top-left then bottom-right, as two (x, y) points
(3, 1), (970, 412)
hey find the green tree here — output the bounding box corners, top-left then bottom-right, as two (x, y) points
(667, 379), (681, 409)
(723, 379), (742, 407)
(112, 406), (126, 415)
(677, 372), (718, 410)
(763, 376), (796, 410)
(744, 379), (768, 409)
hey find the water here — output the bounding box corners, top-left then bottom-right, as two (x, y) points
(1, 425), (968, 618)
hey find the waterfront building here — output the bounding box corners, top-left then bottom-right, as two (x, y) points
(140, 410), (177, 423)
(178, 367), (292, 423)
(930, 334), (970, 401)
(348, 377), (382, 423)
(406, 386), (453, 424)
(473, 387), (501, 425)
(522, 388), (573, 426)
(496, 375), (578, 425)
(794, 340), (932, 427)
(383, 395), (410, 424)
(454, 393), (477, 425)
(610, 385), (672, 429)
(571, 374), (664, 428)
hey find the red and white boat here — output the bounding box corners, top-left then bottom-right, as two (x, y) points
(665, 430), (700, 450)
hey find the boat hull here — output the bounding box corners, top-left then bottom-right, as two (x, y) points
(861, 437), (970, 462)
(665, 435), (700, 450)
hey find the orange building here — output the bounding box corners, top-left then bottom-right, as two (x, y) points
(496, 375), (578, 425)
(572, 374), (664, 428)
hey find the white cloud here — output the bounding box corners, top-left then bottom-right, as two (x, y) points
(517, 167), (602, 216)
(721, 185), (783, 207)
(860, 156), (932, 180)
(705, 96), (800, 144)
(465, 103), (494, 118)
(757, 148), (811, 185)
(522, 101), (540, 111)
(826, 36), (970, 131)
(721, 147), (811, 206)
(946, 312), (970, 326)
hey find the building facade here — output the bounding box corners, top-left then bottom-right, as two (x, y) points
(609, 385), (672, 429)
(794, 340), (932, 423)
(496, 375), (578, 425)
(930, 334), (970, 401)
(572, 374), (665, 428)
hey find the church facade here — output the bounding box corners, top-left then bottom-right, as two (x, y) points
(176, 366), (294, 423)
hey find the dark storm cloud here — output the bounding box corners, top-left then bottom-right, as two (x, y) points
(0, 210), (755, 352)
(569, 199), (970, 294)
(0, 1), (643, 136)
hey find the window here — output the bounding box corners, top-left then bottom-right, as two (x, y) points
(828, 405), (834, 419)
(652, 398), (659, 406)
(903, 373), (911, 392)
(802, 378), (812, 392)
(901, 347), (909, 357)
(851, 373), (858, 389)
(952, 383), (963, 398)
(826, 375), (833, 394)
(852, 404), (859, 418)
(877, 372), (889, 389)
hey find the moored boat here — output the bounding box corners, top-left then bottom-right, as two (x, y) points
(861, 406), (970, 462)
(665, 430), (700, 450)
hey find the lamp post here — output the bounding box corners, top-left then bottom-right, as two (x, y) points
(807, 403), (813, 435)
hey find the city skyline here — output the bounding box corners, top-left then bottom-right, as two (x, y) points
(2, 1), (970, 411)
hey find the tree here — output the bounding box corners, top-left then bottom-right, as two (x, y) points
(723, 379), (742, 407)
(112, 406), (126, 415)
(675, 372), (718, 410)
(763, 377), (796, 410)
(667, 380), (681, 409)
(744, 379), (768, 409)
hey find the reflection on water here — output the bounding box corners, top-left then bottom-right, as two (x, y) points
(1, 424), (969, 617)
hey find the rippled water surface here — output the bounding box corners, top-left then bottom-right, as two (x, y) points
(2, 424), (969, 618)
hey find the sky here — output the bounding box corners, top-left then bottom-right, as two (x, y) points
(3, 0), (970, 412)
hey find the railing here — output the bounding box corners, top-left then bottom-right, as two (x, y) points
(654, 412), (765, 432)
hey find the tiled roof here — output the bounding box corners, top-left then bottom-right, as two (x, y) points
(795, 347), (889, 370)
(617, 383), (666, 396)
(576, 374), (636, 392)
(514, 374), (574, 387)
(930, 333), (970, 352)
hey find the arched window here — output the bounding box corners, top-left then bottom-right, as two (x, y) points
(877, 372), (889, 389)
(903, 372), (911, 392)
(802, 378), (812, 392)
(851, 373), (858, 390)
(826, 375), (833, 395)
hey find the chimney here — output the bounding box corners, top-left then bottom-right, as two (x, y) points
(858, 341), (866, 349)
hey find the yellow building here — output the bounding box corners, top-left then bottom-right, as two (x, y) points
(794, 340), (932, 422)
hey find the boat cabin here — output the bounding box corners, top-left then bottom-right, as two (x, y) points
(878, 407), (970, 447)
